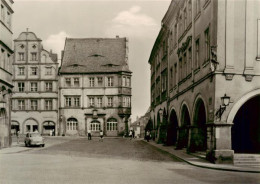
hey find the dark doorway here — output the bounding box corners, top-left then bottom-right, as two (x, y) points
(232, 96), (260, 153)
(191, 99), (207, 152)
(179, 105), (191, 148)
(166, 110), (178, 146)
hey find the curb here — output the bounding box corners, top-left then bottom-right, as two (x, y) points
(142, 140), (260, 173)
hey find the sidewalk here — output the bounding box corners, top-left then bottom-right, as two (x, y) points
(144, 140), (260, 173)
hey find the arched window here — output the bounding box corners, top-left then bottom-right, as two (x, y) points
(90, 120), (100, 131)
(107, 118), (117, 131)
(67, 118), (78, 131)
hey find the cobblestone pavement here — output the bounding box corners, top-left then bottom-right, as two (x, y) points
(31, 137), (181, 162)
(1, 137), (259, 184)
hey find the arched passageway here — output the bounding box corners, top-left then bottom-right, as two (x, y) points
(42, 121), (55, 136)
(179, 105), (191, 149)
(24, 119), (39, 133)
(11, 121), (20, 135)
(166, 110), (178, 146)
(190, 99), (207, 152)
(232, 95), (260, 153)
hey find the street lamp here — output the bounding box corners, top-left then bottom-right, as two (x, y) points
(216, 94), (231, 120)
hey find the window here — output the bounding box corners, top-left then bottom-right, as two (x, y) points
(89, 97), (94, 107)
(195, 0), (201, 15)
(65, 97), (72, 107)
(1, 5), (4, 21)
(45, 67), (52, 75)
(122, 76), (126, 86)
(67, 118), (78, 131)
(7, 11), (11, 27)
(174, 23), (177, 45)
(31, 100), (38, 110)
(107, 77), (113, 87)
(65, 78), (71, 86)
(107, 118), (118, 131)
(74, 97), (80, 107)
(18, 53), (25, 61)
(183, 53), (187, 77)
(18, 100), (25, 110)
(45, 100), (52, 110)
(97, 77), (103, 86)
(30, 82), (38, 92)
(45, 82), (52, 92)
(31, 67), (37, 75)
(184, 8), (187, 30)
(1, 49), (5, 68)
(89, 77), (95, 87)
(90, 120), (100, 131)
(188, 47), (192, 74)
(204, 28), (210, 61)
(107, 97), (113, 107)
(195, 39), (200, 68)
(188, 0), (192, 24)
(170, 67), (173, 89)
(74, 78), (79, 87)
(123, 97), (131, 107)
(179, 58), (182, 80)
(126, 77), (130, 87)
(97, 97), (102, 107)
(31, 53), (37, 61)
(18, 67), (25, 75)
(174, 63), (177, 86)
(18, 82), (25, 92)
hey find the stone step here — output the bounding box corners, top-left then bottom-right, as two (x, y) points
(234, 154), (260, 167)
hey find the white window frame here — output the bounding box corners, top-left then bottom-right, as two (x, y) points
(18, 67), (25, 75)
(45, 100), (52, 110)
(18, 82), (25, 92)
(97, 97), (102, 108)
(107, 77), (113, 87)
(45, 82), (52, 92)
(107, 97), (113, 107)
(30, 100), (38, 110)
(31, 67), (38, 75)
(30, 82), (38, 92)
(89, 77), (95, 87)
(18, 100), (25, 110)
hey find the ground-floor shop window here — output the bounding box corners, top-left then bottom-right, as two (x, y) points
(107, 118), (117, 131)
(91, 120), (100, 131)
(67, 118), (78, 130)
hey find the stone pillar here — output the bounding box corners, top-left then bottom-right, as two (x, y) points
(211, 123), (234, 164)
(124, 116), (129, 136)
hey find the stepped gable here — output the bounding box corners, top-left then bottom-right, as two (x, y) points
(60, 38), (131, 74)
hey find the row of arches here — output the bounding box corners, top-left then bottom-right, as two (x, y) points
(149, 95), (260, 153)
(11, 119), (56, 135)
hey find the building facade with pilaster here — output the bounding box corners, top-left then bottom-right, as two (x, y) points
(149, 0), (260, 164)
(59, 37), (131, 137)
(11, 32), (59, 136)
(0, 0), (13, 148)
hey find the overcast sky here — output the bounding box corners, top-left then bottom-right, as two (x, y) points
(13, 0), (171, 121)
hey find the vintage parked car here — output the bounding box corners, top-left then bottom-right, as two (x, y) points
(24, 132), (45, 147)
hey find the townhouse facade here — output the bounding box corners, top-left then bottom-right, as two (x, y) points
(0, 0), (13, 148)
(59, 37), (131, 137)
(149, 0), (260, 164)
(11, 31), (59, 135)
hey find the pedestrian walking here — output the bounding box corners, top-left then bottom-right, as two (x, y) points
(16, 130), (20, 144)
(129, 130), (132, 140)
(132, 130), (135, 139)
(146, 130), (151, 142)
(99, 130), (104, 142)
(87, 129), (92, 140)
(50, 129), (52, 136)
(52, 129), (55, 136)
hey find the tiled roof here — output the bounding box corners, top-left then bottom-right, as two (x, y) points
(60, 38), (131, 74)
